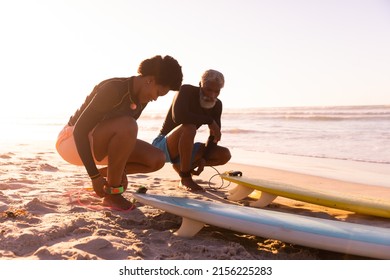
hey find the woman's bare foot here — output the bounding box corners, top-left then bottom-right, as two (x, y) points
(121, 172), (128, 191)
(179, 177), (205, 192)
(103, 194), (133, 210)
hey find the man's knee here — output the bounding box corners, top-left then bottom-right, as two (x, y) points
(215, 146), (232, 165)
(151, 149), (166, 171)
(156, 150), (166, 169)
(205, 146), (231, 165)
(220, 147), (231, 164)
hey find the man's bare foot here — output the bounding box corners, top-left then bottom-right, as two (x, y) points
(103, 194), (133, 210)
(179, 177), (205, 192)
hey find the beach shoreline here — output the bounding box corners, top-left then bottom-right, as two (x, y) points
(1, 142), (390, 260)
(228, 148), (390, 188)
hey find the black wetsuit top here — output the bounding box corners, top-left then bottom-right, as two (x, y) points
(159, 84), (222, 153)
(68, 77), (145, 177)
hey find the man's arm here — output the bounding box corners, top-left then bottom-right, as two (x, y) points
(208, 100), (223, 142)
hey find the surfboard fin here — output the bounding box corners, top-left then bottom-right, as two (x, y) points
(250, 192), (277, 208)
(227, 185), (254, 201)
(174, 217), (205, 237)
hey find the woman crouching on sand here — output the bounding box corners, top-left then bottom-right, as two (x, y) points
(56, 55), (183, 210)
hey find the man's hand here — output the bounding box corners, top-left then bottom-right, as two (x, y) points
(191, 158), (206, 176)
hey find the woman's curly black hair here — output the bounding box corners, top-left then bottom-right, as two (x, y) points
(138, 55), (183, 90)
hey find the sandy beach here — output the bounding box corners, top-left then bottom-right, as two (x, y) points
(1, 141), (390, 260)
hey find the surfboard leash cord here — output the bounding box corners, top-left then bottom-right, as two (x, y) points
(206, 166), (242, 191)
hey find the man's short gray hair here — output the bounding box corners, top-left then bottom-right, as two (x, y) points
(200, 69), (225, 88)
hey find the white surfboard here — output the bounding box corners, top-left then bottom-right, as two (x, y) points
(133, 193), (390, 259)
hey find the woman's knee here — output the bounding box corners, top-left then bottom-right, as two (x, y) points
(93, 117), (138, 160)
(150, 149), (166, 171)
(94, 116), (138, 142)
(116, 117), (138, 138)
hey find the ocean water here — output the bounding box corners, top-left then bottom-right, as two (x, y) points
(138, 105), (390, 164)
(223, 105), (390, 164)
(1, 105), (389, 186)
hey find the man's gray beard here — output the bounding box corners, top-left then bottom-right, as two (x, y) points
(199, 91), (216, 109)
(200, 97), (216, 109)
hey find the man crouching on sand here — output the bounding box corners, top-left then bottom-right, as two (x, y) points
(152, 69), (231, 192)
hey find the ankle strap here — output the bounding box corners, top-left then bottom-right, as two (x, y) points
(104, 185), (124, 195)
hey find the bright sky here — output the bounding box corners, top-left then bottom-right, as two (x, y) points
(1, 0), (389, 118)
